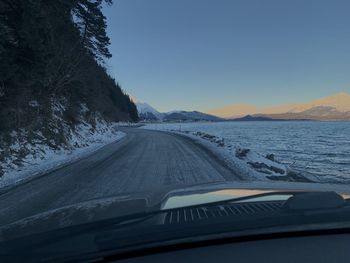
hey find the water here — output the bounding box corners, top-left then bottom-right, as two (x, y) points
(152, 121), (350, 182)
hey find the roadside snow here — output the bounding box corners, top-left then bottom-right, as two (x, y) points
(0, 121), (125, 190)
(141, 123), (316, 183)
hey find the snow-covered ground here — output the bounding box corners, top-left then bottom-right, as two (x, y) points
(0, 103), (127, 190)
(0, 121), (125, 190)
(141, 123), (320, 183)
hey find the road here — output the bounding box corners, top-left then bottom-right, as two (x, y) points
(0, 128), (241, 226)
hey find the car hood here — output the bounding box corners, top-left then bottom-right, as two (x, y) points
(1, 182), (350, 241)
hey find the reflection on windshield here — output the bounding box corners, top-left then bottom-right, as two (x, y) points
(162, 189), (292, 209)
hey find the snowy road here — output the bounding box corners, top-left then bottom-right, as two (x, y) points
(0, 128), (240, 226)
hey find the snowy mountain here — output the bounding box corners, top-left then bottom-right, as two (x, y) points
(136, 102), (164, 120)
(136, 102), (222, 122)
(253, 106), (350, 121)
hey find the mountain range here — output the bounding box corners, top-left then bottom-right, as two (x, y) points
(136, 102), (222, 122)
(208, 92), (350, 121)
(136, 92), (350, 122)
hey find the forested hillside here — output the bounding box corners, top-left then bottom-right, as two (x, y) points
(0, 0), (138, 176)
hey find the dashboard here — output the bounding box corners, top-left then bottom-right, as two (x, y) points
(117, 233), (350, 263)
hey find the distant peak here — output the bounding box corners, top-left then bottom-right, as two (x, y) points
(333, 91), (350, 97)
(130, 96), (138, 103)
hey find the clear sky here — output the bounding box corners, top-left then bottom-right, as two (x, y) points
(104, 0), (350, 112)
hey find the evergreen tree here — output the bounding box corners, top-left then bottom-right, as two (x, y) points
(72, 0), (113, 62)
(0, 0), (138, 134)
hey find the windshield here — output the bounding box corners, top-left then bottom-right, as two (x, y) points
(1, 0), (350, 259)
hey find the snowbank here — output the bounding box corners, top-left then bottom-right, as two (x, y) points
(141, 124), (315, 183)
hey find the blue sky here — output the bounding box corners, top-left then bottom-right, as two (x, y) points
(104, 0), (350, 112)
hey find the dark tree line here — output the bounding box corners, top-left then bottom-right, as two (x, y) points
(0, 0), (138, 135)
